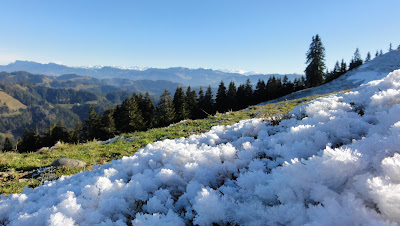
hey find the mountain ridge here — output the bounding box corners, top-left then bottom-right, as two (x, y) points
(0, 60), (302, 87)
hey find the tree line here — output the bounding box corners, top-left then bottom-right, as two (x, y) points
(7, 76), (306, 152)
(305, 34), (397, 87)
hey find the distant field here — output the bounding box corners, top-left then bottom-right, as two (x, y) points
(0, 91), (27, 111)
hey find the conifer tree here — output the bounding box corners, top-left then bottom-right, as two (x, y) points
(202, 86), (215, 116)
(349, 48), (363, 70)
(244, 79), (254, 105)
(340, 59), (347, 74)
(226, 81), (237, 110)
(185, 86), (199, 119)
(365, 52), (371, 62)
(127, 98), (145, 132)
(236, 84), (247, 109)
(380, 50), (383, 56)
(2, 138), (13, 152)
(375, 50), (379, 58)
(83, 106), (102, 140)
(305, 34), (326, 87)
(173, 86), (188, 122)
(154, 89), (175, 127)
(282, 75), (293, 95)
(389, 43), (393, 52)
(215, 81), (228, 112)
(254, 79), (267, 103)
(141, 92), (155, 128)
(397, 44), (400, 50)
(100, 108), (116, 140)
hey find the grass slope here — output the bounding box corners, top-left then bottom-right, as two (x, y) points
(0, 91), (27, 112)
(0, 93), (333, 195)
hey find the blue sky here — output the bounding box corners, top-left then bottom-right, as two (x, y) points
(0, 0), (398, 74)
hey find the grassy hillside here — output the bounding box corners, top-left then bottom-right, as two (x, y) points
(0, 93), (333, 195)
(0, 91), (27, 111)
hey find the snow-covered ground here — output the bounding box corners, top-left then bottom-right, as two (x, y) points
(1, 69), (400, 225)
(265, 50), (400, 104)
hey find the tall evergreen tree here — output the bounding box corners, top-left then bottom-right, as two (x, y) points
(173, 86), (188, 122)
(244, 79), (254, 105)
(215, 81), (228, 112)
(154, 89), (175, 127)
(100, 108), (116, 140)
(202, 86), (215, 116)
(340, 59), (347, 74)
(375, 50), (379, 58)
(226, 81), (237, 110)
(389, 43), (393, 52)
(2, 138), (13, 152)
(254, 79), (267, 103)
(236, 84), (247, 109)
(186, 86), (199, 119)
(83, 106), (102, 140)
(379, 50), (383, 56)
(141, 92), (155, 128)
(305, 34), (326, 87)
(365, 52), (371, 62)
(282, 75), (294, 95)
(349, 48), (363, 70)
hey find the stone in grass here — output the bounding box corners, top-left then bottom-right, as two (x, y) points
(51, 158), (86, 168)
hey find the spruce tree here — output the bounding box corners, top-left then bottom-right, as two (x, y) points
(236, 84), (247, 109)
(100, 108), (116, 140)
(186, 86), (199, 119)
(202, 86), (215, 116)
(173, 86), (188, 122)
(83, 106), (102, 140)
(349, 48), (363, 70)
(215, 81), (228, 112)
(244, 79), (254, 105)
(141, 92), (155, 128)
(127, 98), (145, 132)
(389, 43), (392, 52)
(154, 89), (175, 127)
(305, 34), (326, 87)
(226, 81), (237, 110)
(380, 50), (383, 56)
(254, 79), (267, 103)
(375, 50), (379, 58)
(365, 52), (371, 62)
(2, 138), (13, 152)
(340, 59), (347, 74)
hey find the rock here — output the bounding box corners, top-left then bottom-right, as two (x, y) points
(51, 158), (86, 168)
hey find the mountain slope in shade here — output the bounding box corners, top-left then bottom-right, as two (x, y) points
(1, 67), (400, 224)
(0, 61), (302, 87)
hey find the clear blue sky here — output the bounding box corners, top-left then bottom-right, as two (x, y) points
(0, 0), (398, 74)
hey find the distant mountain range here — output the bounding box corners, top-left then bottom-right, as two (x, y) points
(0, 61), (302, 87)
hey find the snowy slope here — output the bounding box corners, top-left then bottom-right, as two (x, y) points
(1, 70), (400, 225)
(266, 50), (400, 104)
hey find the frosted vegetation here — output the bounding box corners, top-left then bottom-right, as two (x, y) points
(1, 70), (400, 225)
